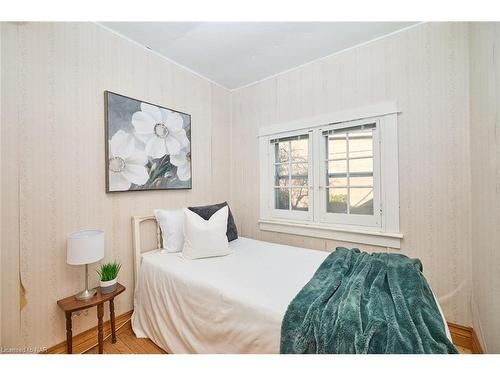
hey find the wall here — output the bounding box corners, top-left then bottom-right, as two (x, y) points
(230, 22), (472, 326)
(0, 22), (231, 349)
(469, 22), (500, 353)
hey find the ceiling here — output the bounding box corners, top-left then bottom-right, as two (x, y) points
(100, 22), (418, 90)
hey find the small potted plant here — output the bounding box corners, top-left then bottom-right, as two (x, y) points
(97, 261), (121, 294)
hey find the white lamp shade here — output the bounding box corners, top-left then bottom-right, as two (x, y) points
(67, 230), (105, 265)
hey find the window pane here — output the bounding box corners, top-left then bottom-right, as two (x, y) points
(275, 142), (289, 163)
(349, 175), (373, 187)
(327, 137), (347, 160)
(291, 162), (308, 177)
(328, 160), (347, 174)
(291, 177), (308, 187)
(348, 133), (373, 158)
(290, 138), (308, 162)
(275, 163), (289, 176)
(327, 188), (347, 214)
(274, 188), (290, 210)
(274, 164), (289, 186)
(275, 177), (288, 187)
(349, 188), (374, 215)
(349, 158), (373, 173)
(328, 176), (348, 187)
(291, 188), (308, 211)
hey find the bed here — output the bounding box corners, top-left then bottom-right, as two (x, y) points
(131, 215), (452, 354)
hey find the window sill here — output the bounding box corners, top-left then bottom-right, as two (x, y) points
(258, 218), (402, 249)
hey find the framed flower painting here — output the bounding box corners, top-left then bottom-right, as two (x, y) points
(105, 91), (192, 192)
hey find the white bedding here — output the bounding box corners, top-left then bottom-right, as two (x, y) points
(132, 237), (451, 353)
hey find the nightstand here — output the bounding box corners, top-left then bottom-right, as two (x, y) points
(57, 283), (126, 354)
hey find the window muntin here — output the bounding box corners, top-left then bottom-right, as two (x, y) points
(271, 134), (310, 214)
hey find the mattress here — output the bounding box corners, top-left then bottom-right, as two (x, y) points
(132, 237), (451, 353)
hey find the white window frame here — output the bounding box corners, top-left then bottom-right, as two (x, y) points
(258, 102), (402, 249)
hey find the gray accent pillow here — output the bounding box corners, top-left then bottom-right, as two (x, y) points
(187, 202), (238, 242)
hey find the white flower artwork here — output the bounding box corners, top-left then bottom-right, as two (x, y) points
(170, 150), (191, 181)
(105, 91), (192, 192)
(131, 103), (190, 159)
(108, 130), (149, 191)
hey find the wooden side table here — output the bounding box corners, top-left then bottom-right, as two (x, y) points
(57, 283), (126, 354)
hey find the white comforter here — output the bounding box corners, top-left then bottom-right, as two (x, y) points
(132, 237), (450, 353)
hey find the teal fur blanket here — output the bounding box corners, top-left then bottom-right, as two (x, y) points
(280, 247), (457, 354)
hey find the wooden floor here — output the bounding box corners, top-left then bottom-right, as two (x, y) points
(84, 321), (165, 354)
(456, 345), (471, 354)
(82, 320), (471, 354)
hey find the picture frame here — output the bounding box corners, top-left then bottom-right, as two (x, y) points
(104, 91), (192, 192)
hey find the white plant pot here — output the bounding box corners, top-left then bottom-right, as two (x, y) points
(100, 277), (117, 294)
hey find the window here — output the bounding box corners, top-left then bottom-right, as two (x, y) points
(259, 103), (401, 248)
(320, 121), (380, 227)
(270, 133), (312, 220)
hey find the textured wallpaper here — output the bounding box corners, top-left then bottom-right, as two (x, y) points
(230, 22), (472, 327)
(469, 22), (500, 354)
(1, 22), (232, 349)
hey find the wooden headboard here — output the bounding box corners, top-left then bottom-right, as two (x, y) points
(131, 215), (163, 291)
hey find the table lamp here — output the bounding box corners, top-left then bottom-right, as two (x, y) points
(67, 230), (105, 300)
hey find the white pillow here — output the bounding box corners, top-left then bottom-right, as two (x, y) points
(154, 208), (184, 253)
(182, 206), (232, 260)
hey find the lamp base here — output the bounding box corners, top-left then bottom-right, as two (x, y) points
(75, 288), (97, 300)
